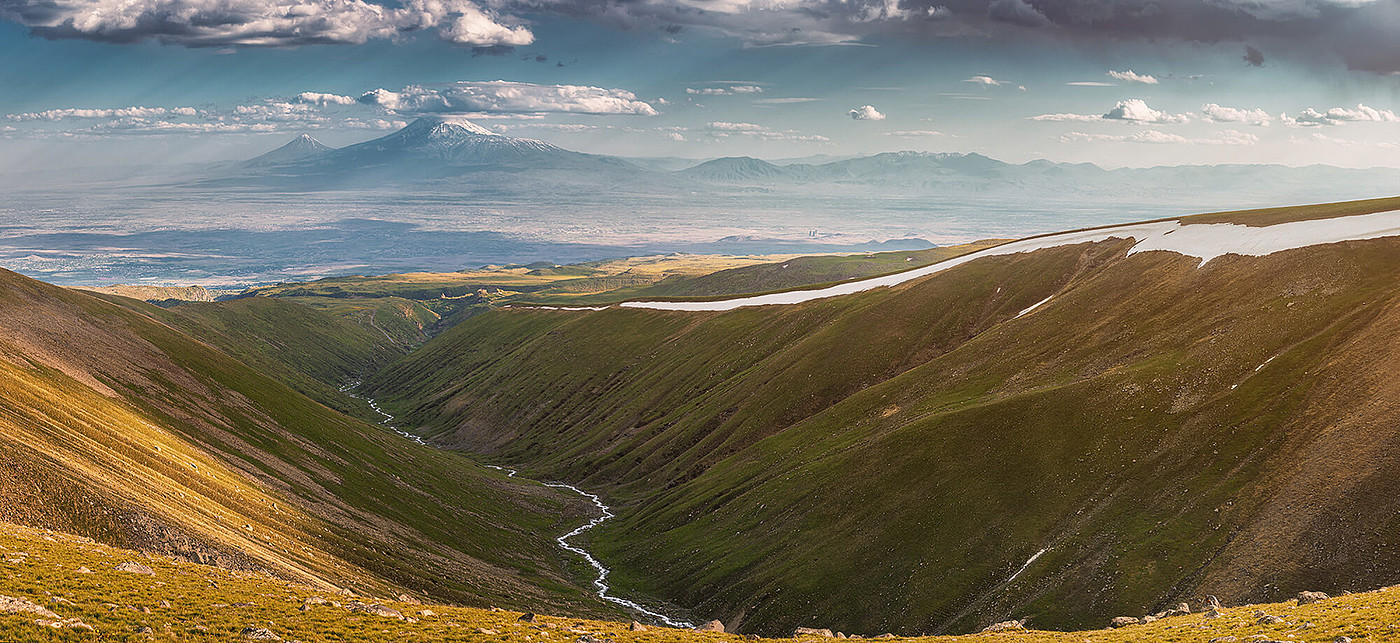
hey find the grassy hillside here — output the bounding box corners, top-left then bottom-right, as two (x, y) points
(86, 295), (408, 418)
(0, 269), (606, 617)
(364, 198), (1400, 635)
(1, 520), (1393, 642)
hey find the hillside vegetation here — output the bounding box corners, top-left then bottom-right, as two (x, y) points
(0, 269), (609, 618)
(1, 520), (1396, 642)
(362, 197), (1400, 635)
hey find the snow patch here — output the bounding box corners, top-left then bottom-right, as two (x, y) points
(621, 209), (1400, 312)
(1015, 295), (1054, 319)
(1006, 548), (1048, 584)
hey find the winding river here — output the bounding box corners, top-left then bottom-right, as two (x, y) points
(341, 383), (693, 628)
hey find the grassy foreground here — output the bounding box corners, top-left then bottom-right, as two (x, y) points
(1, 521), (1395, 642)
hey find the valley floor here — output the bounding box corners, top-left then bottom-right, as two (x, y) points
(1, 521), (1394, 642)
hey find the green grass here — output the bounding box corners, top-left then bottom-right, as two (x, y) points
(1, 269), (611, 619)
(362, 198), (1400, 636)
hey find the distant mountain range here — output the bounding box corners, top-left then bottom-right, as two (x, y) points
(232, 117), (636, 186)
(227, 118), (1400, 203)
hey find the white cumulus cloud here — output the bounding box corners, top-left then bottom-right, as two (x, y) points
(1283, 103), (1400, 126)
(1034, 99), (1189, 124)
(849, 105), (886, 120)
(1201, 103), (1273, 126)
(1104, 99), (1190, 124)
(292, 92), (359, 106)
(358, 81), (658, 116)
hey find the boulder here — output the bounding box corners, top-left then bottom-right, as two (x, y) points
(1257, 615), (1285, 625)
(794, 627), (835, 638)
(397, 593), (421, 605)
(697, 619), (725, 632)
(1177, 602), (1192, 614)
(240, 627), (281, 641)
(1109, 616), (1140, 628)
(1208, 637), (1237, 643)
(1297, 591), (1329, 605)
(518, 612), (539, 623)
(1335, 637), (1353, 643)
(347, 602), (403, 619)
(1204, 608), (1224, 619)
(981, 619), (1026, 632)
(115, 562), (155, 576)
(1204, 595), (1222, 610)
(629, 622), (646, 632)
(0, 595), (58, 619)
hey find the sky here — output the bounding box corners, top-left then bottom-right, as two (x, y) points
(3, 0), (1400, 170)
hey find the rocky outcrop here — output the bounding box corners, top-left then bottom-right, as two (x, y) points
(0, 594), (58, 619)
(981, 619), (1026, 632)
(1297, 591), (1330, 605)
(115, 562), (155, 576)
(696, 619), (725, 632)
(794, 627), (834, 637)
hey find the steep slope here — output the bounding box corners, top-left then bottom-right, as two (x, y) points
(92, 295), (410, 417)
(0, 269), (603, 616)
(365, 197), (1400, 635)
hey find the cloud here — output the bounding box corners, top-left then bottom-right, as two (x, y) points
(1201, 103), (1273, 126)
(291, 92), (358, 106)
(849, 105), (887, 120)
(1031, 99), (1189, 124)
(1061, 129), (1258, 145)
(358, 81), (658, 116)
(1107, 70), (1158, 84)
(686, 85), (765, 95)
(6, 106), (201, 121)
(1103, 99), (1190, 124)
(1243, 45), (1266, 67)
(987, 0), (1051, 27)
(884, 130), (945, 137)
(755, 97), (821, 104)
(700, 121), (830, 142)
(665, 132), (686, 141)
(0, 0), (533, 48)
(964, 75), (1007, 86)
(3, 97), (407, 136)
(1029, 112), (1104, 122)
(1283, 103), (1400, 126)
(1066, 81), (1115, 87)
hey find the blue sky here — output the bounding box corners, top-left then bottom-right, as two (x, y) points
(3, 0), (1400, 169)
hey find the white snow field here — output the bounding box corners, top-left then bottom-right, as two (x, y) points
(619, 209), (1400, 312)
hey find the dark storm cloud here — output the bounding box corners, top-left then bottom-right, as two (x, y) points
(2, 0), (1398, 73)
(1244, 45), (1266, 67)
(0, 0), (534, 48)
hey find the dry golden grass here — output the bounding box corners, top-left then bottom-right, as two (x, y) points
(1, 521), (1396, 642)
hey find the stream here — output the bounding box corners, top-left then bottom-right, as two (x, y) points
(341, 383), (694, 628)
